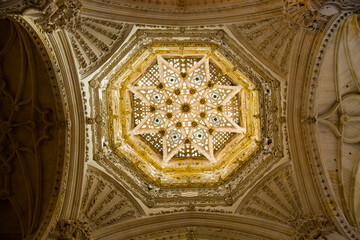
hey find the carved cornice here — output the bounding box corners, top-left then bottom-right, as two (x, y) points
(128, 226), (266, 240)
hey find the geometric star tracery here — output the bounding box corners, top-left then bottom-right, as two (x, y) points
(129, 55), (246, 164)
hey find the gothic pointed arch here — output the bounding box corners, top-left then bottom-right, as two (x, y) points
(0, 17), (67, 239)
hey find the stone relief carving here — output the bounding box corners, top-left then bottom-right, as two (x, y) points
(282, 0), (324, 29)
(48, 219), (92, 240)
(292, 215), (334, 239)
(1, 0), (82, 33)
(32, 0), (82, 33)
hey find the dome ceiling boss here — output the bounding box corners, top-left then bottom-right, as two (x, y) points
(106, 42), (262, 188)
(129, 55), (245, 164)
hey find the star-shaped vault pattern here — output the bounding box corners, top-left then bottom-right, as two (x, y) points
(129, 56), (245, 164)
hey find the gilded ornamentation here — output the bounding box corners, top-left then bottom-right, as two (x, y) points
(129, 55), (245, 164)
(89, 28), (284, 206)
(108, 43), (261, 187)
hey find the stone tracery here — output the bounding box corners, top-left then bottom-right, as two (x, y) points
(105, 41), (264, 189)
(129, 55), (245, 164)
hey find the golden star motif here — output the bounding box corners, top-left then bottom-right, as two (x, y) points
(129, 56), (245, 164)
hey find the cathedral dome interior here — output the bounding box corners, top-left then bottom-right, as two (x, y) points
(0, 0), (360, 239)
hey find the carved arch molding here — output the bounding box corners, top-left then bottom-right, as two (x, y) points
(0, 18), (66, 239)
(303, 14), (360, 236)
